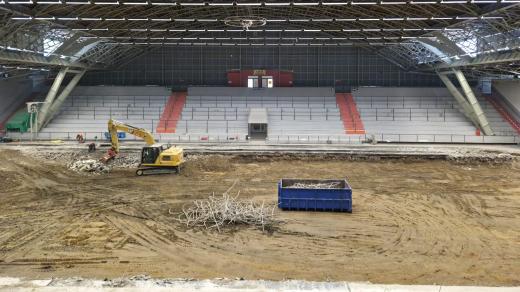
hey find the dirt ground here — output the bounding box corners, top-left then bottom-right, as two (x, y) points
(0, 148), (519, 286)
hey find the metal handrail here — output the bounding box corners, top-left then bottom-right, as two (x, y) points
(6, 131), (519, 144)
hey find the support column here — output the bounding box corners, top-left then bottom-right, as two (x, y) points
(453, 69), (494, 135)
(438, 73), (478, 126)
(37, 68), (68, 130)
(41, 70), (86, 129)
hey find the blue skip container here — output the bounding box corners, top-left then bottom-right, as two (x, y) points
(278, 178), (352, 213)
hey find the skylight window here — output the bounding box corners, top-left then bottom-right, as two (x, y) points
(42, 29), (72, 57)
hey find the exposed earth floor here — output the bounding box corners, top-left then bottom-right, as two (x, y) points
(0, 146), (519, 286)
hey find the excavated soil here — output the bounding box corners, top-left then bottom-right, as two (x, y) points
(0, 148), (519, 285)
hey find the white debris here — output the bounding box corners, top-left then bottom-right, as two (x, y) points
(3, 276), (518, 291)
(68, 159), (111, 174)
(175, 192), (283, 232)
(447, 149), (514, 164)
(287, 182), (341, 189)
(110, 155), (140, 168)
(28, 149), (142, 170)
(33, 151), (83, 164)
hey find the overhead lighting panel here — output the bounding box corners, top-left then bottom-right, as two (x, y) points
(322, 2), (349, 5)
(236, 2), (262, 5)
(5, 0), (514, 5)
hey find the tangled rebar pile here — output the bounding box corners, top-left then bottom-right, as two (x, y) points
(287, 182), (341, 189)
(175, 191), (282, 232)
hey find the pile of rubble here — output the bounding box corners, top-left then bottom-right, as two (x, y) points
(447, 149), (514, 164)
(32, 151), (83, 164)
(68, 159), (111, 174)
(110, 155), (140, 168)
(28, 148), (142, 171)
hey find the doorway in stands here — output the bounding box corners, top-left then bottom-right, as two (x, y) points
(247, 76), (273, 89)
(248, 108), (268, 140)
(261, 76), (274, 88)
(247, 76), (259, 88)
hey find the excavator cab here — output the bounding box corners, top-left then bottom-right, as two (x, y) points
(141, 146), (161, 164)
(137, 143), (184, 176)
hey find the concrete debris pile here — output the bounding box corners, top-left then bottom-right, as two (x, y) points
(448, 149), (514, 164)
(29, 149), (141, 170)
(68, 159), (111, 174)
(103, 275), (152, 288)
(110, 155), (140, 168)
(33, 151), (82, 164)
(175, 192), (283, 232)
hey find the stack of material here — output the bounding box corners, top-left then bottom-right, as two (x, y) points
(68, 159), (110, 174)
(176, 192), (283, 232)
(110, 156), (140, 168)
(287, 182), (341, 189)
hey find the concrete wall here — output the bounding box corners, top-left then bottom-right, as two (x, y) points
(0, 76), (35, 123)
(493, 80), (520, 115)
(188, 86), (335, 97)
(71, 85), (171, 96)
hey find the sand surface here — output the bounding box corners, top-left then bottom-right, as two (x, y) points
(0, 149), (519, 286)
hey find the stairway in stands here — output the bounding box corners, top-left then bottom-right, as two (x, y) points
(156, 92), (187, 133)
(336, 93), (365, 134)
(483, 94), (520, 135)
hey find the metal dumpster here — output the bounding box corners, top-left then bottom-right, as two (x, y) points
(278, 178), (352, 213)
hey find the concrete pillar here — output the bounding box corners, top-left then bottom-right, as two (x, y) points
(37, 68), (68, 130)
(41, 70), (86, 128)
(43, 71), (84, 125)
(438, 73), (478, 126)
(453, 69), (494, 135)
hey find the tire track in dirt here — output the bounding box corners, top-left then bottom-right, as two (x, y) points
(1, 221), (61, 263)
(102, 212), (211, 271)
(0, 256), (119, 267)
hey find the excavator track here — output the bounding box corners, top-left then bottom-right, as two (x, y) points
(136, 166), (180, 176)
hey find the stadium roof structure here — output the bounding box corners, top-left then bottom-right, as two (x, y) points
(0, 0), (519, 78)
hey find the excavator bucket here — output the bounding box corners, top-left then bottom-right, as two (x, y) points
(100, 149), (117, 163)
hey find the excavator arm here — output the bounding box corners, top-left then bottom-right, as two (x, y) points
(100, 119), (156, 163)
(107, 119), (156, 153)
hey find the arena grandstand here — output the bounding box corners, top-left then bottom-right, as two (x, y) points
(1, 0), (519, 145)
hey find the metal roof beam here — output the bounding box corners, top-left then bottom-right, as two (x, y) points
(0, 49), (91, 68)
(434, 50), (520, 69)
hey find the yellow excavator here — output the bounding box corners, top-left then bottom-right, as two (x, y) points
(101, 119), (184, 176)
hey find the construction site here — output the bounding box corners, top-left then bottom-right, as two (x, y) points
(1, 0), (520, 291)
(0, 143), (519, 290)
